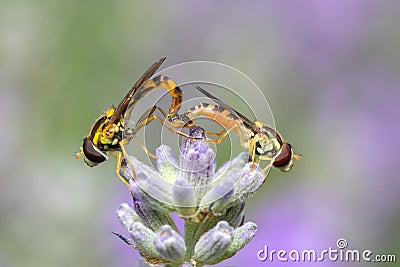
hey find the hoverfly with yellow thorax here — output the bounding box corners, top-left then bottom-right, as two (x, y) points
(133, 85), (300, 173)
(76, 57), (190, 188)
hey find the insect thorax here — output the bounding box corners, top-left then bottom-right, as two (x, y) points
(93, 119), (124, 152)
(255, 133), (281, 158)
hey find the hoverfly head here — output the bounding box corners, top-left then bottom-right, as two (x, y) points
(272, 143), (294, 172)
(82, 137), (108, 167)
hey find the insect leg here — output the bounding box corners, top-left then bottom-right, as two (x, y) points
(134, 105), (200, 140)
(108, 151), (119, 159)
(202, 126), (237, 144)
(255, 152), (275, 172)
(116, 151), (130, 188)
(133, 106), (169, 135)
(258, 155), (274, 161)
(204, 128), (227, 137)
(249, 139), (257, 170)
(262, 161), (274, 173)
(131, 136), (157, 159)
(115, 142), (137, 188)
(124, 75), (183, 124)
(141, 75), (183, 116)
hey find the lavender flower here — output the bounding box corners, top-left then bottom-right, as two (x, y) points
(154, 225), (186, 262)
(115, 127), (264, 266)
(193, 221), (234, 264)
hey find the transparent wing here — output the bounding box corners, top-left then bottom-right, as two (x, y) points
(108, 57), (166, 125)
(194, 85), (260, 133)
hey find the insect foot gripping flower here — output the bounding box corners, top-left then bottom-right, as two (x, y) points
(115, 127), (263, 266)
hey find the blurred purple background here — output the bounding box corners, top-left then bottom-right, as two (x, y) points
(0, 1), (399, 266)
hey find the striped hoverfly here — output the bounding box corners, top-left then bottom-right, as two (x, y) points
(134, 85), (300, 172)
(76, 57), (189, 187)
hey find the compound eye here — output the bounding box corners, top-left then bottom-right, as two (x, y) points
(273, 143), (292, 169)
(82, 138), (108, 166)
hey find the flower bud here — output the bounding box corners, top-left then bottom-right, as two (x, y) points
(207, 222), (257, 265)
(129, 170), (174, 211)
(153, 225), (186, 262)
(193, 221), (233, 264)
(230, 162), (266, 204)
(173, 176), (197, 216)
(116, 203), (141, 232)
(128, 222), (165, 265)
(200, 181), (234, 214)
(156, 145), (178, 182)
(131, 199), (177, 232)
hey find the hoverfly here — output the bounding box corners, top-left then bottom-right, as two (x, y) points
(76, 57), (187, 187)
(134, 85), (300, 172)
